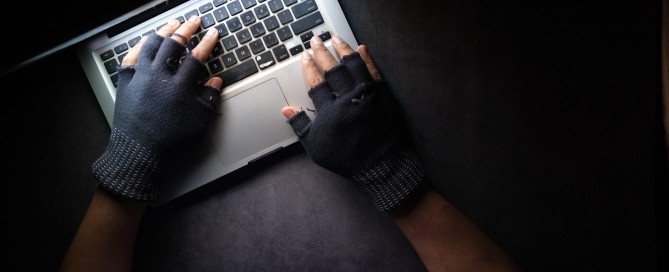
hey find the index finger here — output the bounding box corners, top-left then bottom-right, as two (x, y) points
(190, 28), (219, 62)
(301, 52), (325, 89)
(121, 35), (149, 67)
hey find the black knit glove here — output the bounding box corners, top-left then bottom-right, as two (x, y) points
(287, 52), (425, 213)
(92, 34), (221, 201)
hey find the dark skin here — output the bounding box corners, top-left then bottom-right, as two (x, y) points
(60, 16), (521, 272)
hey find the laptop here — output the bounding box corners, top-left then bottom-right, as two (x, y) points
(73, 0), (358, 205)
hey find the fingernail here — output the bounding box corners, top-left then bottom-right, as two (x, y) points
(359, 45), (367, 54)
(333, 35), (343, 44)
(311, 35), (323, 46)
(302, 52), (312, 60)
(206, 28), (217, 37)
(168, 19), (179, 26)
(282, 107), (299, 119)
(189, 15), (199, 22)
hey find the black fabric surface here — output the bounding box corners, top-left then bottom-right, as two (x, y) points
(2, 0), (665, 271)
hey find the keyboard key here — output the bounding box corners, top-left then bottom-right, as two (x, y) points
(222, 52), (238, 67)
(213, 0), (228, 7)
(227, 1), (243, 15)
(250, 22), (266, 38)
(143, 30), (156, 37)
(276, 26), (293, 41)
(263, 16), (280, 31)
(217, 59), (258, 87)
(255, 51), (276, 70)
(303, 40), (311, 49)
(111, 73), (119, 87)
(214, 24), (229, 37)
(128, 36), (142, 48)
(267, 0), (283, 12)
(283, 0), (297, 7)
(201, 13), (216, 29)
(262, 33), (279, 48)
(236, 29), (252, 44)
(185, 9), (199, 20)
(300, 31), (314, 42)
(289, 44), (303, 56)
(100, 50), (114, 61)
(292, 0), (317, 19)
(213, 7), (229, 22)
(249, 40), (265, 54)
(187, 36), (200, 51)
(235, 45), (252, 60)
(277, 9), (293, 24)
(272, 44), (289, 62)
(117, 52), (128, 64)
(319, 31), (331, 41)
(211, 41), (225, 57)
(254, 4), (270, 19)
(241, 0), (257, 9)
(241, 10), (256, 26)
(199, 2), (214, 13)
(208, 58), (225, 74)
(222, 36), (238, 50)
(227, 17), (242, 32)
(104, 59), (119, 75)
(114, 43), (129, 54)
(291, 11), (323, 35)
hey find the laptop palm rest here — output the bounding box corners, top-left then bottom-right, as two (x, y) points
(154, 78), (297, 205)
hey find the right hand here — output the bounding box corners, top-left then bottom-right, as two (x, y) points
(281, 35), (400, 177)
(281, 35), (425, 213)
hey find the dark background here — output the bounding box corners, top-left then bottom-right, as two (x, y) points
(2, 0), (665, 271)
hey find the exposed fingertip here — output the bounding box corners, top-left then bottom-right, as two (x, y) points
(301, 51), (313, 61)
(168, 18), (180, 27)
(205, 77), (223, 90)
(281, 106), (300, 119)
(206, 28), (218, 37)
(333, 35), (344, 45)
(311, 35), (323, 46)
(358, 45), (368, 55)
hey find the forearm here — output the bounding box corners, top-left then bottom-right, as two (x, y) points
(392, 187), (520, 272)
(60, 187), (146, 272)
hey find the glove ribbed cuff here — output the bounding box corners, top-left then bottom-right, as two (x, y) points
(352, 144), (425, 213)
(91, 127), (163, 201)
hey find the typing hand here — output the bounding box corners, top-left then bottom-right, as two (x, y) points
(281, 35), (425, 213)
(92, 16), (222, 201)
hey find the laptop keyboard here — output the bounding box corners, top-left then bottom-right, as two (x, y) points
(98, 0), (330, 89)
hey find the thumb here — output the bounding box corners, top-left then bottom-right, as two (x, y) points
(281, 106), (301, 119)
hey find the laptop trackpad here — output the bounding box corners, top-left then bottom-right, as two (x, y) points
(210, 78), (296, 165)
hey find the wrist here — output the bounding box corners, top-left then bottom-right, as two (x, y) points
(91, 127), (165, 201)
(352, 143), (426, 213)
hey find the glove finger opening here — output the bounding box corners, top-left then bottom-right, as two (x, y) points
(323, 64), (355, 96)
(307, 82), (336, 110)
(341, 52), (374, 87)
(176, 53), (210, 86)
(137, 33), (165, 64)
(152, 37), (187, 73)
(287, 110), (312, 138)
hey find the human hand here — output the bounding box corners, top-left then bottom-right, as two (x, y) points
(92, 16), (222, 201)
(281, 35), (425, 213)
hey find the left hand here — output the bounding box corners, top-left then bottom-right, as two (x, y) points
(92, 16), (223, 201)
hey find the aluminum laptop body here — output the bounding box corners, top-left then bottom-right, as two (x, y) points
(77, 0), (358, 205)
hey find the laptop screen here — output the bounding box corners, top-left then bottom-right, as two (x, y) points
(3, 0), (184, 76)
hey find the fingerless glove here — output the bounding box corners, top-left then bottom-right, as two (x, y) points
(92, 34), (221, 201)
(287, 52), (425, 213)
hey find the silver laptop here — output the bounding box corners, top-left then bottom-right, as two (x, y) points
(76, 0), (358, 206)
